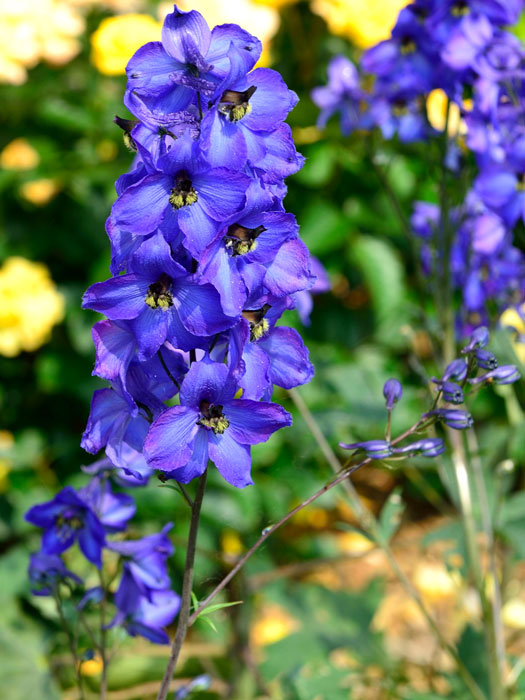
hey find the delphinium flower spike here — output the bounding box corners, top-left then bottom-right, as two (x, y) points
(25, 4), (320, 677)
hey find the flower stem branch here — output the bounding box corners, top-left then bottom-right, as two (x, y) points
(156, 470), (208, 700)
(289, 388), (487, 700)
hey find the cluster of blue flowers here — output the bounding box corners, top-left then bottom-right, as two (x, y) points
(26, 5), (317, 646)
(312, 0), (525, 338)
(340, 326), (520, 461)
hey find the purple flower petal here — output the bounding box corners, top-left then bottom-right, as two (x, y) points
(225, 399), (292, 445)
(144, 405), (200, 471)
(161, 8), (211, 64)
(208, 431), (253, 487)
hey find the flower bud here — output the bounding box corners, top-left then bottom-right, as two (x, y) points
(394, 438), (445, 458)
(383, 378), (403, 410)
(425, 408), (474, 430)
(442, 358), (468, 382)
(461, 326), (489, 354)
(469, 365), (520, 386)
(441, 381), (464, 405)
(475, 349), (498, 370)
(339, 439), (394, 459)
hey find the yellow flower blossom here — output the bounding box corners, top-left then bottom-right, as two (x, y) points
(0, 139), (40, 171)
(0, 460), (10, 492)
(0, 431), (14, 451)
(91, 14), (162, 76)
(19, 178), (60, 206)
(311, 0), (409, 49)
(96, 139), (118, 162)
(426, 89), (464, 135)
(252, 0), (296, 7)
(0, 257), (65, 357)
(221, 529), (244, 557)
(160, 0), (279, 66)
(336, 531), (375, 554)
(500, 305), (525, 364)
(79, 653), (104, 676)
(252, 603), (299, 646)
(413, 562), (460, 603)
(0, 0), (85, 85)
(502, 598), (525, 629)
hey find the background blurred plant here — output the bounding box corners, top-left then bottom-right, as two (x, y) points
(2, 1), (525, 700)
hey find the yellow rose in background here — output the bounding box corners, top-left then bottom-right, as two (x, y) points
(160, 0), (279, 65)
(252, 0), (296, 7)
(91, 14), (162, 76)
(0, 0), (85, 85)
(311, 0), (409, 48)
(19, 178), (60, 206)
(0, 257), (65, 357)
(252, 603), (299, 646)
(0, 139), (40, 171)
(500, 305), (525, 364)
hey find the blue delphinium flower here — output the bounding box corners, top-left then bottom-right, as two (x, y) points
(28, 552), (82, 596)
(125, 7), (261, 124)
(83, 233), (236, 358)
(25, 487), (106, 567)
(144, 360), (292, 487)
(311, 55), (366, 135)
(109, 524), (180, 644)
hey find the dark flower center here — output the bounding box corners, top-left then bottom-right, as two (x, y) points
(55, 513), (83, 541)
(197, 400), (229, 434)
(451, 1), (469, 17)
(218, 85), (257, 122)
(114, 116), (138, 152)
(145, 273), (174, 310)
(242, 304), (271, 341)
(517, 173), (525, 191)
(169, 172), (198, 209)
(392, 99), (408, 116)
(224, 223), (266, 256)
(400, 36), (416, 55)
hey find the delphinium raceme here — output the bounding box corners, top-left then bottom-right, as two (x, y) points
(312, 2), (524, 698)
(24, 5), (315, 699)
(312, 0), (525, 343)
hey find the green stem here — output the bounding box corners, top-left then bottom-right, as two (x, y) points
(54, 590), (86, 700)
(289, 388), (486, 700)
(437, 116), (505, 697)
(466, 427), (507, 696)
(99, 570), (108, 700)
(156, 470), (208, 700)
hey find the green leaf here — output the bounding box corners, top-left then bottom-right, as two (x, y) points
(379, 487), (404, 542)
(457, 625), (490, 697)
(349, 235), (409, 346)
(198, 615), (218, 633)
(0, 623), (60, 700)
(299, 199), (350, 255)
(196, 600), (243, 618)
(294, 141), (339, 187)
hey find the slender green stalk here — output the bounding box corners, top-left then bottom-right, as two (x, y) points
(289, 388), (487, 700)
(54, 590), (86, 700)
(466, 427), (507, 692)
(437, 108), (506, 699)
(99, 570), (108, 700)
(156, 470), (208, 700)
